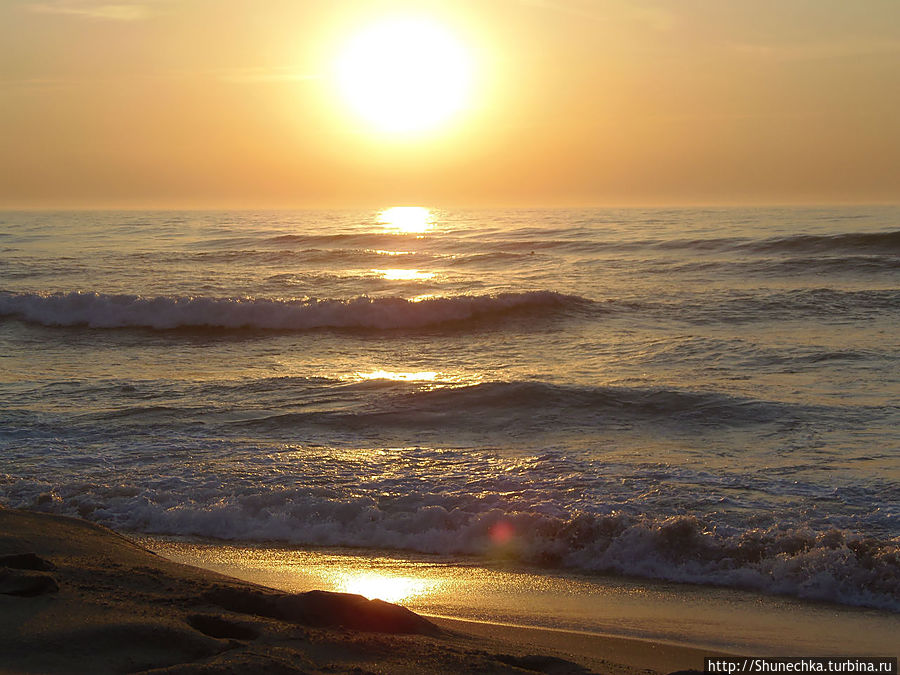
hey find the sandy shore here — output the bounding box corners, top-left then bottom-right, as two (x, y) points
(0, 507), (718, 674)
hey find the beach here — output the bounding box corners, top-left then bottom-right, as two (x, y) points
(0, 507), (721, 674)
(4, 0), (899, 669)
(139, 537), (900, 658)
(1, 207), (898, 669)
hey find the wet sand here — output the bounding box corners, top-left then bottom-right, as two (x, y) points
(0, 507), (717, 674)
(142, 536), (900, 658)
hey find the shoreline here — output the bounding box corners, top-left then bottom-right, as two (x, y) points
(138, 534), (900, 658)
(1, 507), (720, 674)
(429, 616), (727, 674)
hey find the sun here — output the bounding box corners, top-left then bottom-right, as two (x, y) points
(335, 17), (473, 135)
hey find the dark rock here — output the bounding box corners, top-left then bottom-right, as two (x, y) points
(496, 652), (592, 674)
(0, 569), (59, 596)
(134, 651), (312, 674)
(186, 614), (259, 640)
(204, 587), (439, 635)
(0, 552), (56, 571)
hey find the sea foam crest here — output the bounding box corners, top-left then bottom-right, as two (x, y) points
(5, 476), (899, 612)
(0, 290), (588, 331)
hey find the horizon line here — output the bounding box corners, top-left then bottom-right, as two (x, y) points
(2, 200), (898, 212)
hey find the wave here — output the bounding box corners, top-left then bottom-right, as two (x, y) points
(622, 288), (900, 324)
(602, 230), (900, 256)
(463, 230), (900, 258)
(743, 231), (900, 255)
(0, 290), (590, 332)
(642, 255), (900, 278)
(4, 477), (898, 612)
(117, 380), (831, 435)
(374, 380), (794, 425)
(142, 248), (439, 267)
(264, 232), (439, 250)
(721, 288), (900, 318)
(767, 255), (900, 275)
(7, 374), (873, 439)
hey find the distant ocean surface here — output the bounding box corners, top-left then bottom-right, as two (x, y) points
(1, 207), (898, 611)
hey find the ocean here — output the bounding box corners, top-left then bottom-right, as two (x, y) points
(1, 206), (898, 613)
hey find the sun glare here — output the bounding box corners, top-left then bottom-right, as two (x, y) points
(335, 17), (473, 134)
(358, 370), (438, 382)
(374, 269), (434, 281)
(379, 206), (432, 233)
(337, 571), (436, 604)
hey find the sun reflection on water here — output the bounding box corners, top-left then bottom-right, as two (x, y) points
(370, 249), (413, 256)
(374, 269), (434, 281)
(379, 206), (432, 234)
(357, 370), (438, 382)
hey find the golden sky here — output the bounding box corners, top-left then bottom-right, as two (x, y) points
(2, 0), (898, 208)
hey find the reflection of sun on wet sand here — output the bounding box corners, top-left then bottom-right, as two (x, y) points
(0, 507), (719, 674)
(143, 537), (900, 663)
(336, 571), (439, 604)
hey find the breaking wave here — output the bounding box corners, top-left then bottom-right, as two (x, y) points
(0, 290), (590, 332)
(4, 476), (898, 612)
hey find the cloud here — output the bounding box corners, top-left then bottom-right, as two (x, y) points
(27, 1), (156, 21)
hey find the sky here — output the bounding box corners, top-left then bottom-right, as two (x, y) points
(1, 0), (898, 209)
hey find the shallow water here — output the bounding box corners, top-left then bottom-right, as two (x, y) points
(1, 206), (898, 610)
(141, 537), (900, 656)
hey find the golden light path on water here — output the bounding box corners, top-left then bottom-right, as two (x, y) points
(371, 249), (413, 256)
(357, 370), (438, 382)
(373, 269), (434, 281)
(379, 206), (432, 234)
(368, 206), (436, 285)
(351, 369), (477, 389)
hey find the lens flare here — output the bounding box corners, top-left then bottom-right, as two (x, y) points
(489, 520), (515, 545)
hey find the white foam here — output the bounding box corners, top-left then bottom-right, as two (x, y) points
(3, 475), (897, 612)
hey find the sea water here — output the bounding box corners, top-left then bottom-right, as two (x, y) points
(1, 207), (898, 612)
